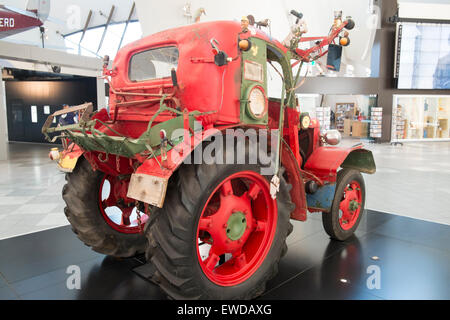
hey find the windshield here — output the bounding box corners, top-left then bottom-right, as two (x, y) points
(129, 46), (179, 82)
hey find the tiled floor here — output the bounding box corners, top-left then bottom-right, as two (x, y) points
(0, 140), (449, 240)
(0, 210), (448, 300)
(0, 143), (67, 240)
(358, 140), (450, 225)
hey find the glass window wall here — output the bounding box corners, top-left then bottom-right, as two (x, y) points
(392, 95), (450, 141)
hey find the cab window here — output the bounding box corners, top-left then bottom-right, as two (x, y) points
(129, 46), (179, 82)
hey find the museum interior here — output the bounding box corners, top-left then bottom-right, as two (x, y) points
(0, 0), (449, 302)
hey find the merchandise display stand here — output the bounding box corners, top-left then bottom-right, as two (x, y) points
(390, 105), (404, 146)
(316, 106), (331, 132)
(369, 107), (387, 145)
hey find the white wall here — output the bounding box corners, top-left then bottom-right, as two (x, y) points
(135, 0), (380, 77)
(296, 94), (321, 118)
(398, 0), (450, 20)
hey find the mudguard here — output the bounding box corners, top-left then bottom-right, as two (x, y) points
(127, 128), (224, 208)
(55, 144), (84, 173)
(304, 145), (376, 183)
(304, 145), (376, 212)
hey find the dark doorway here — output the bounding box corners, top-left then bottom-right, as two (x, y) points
(5, 78), (98, 144)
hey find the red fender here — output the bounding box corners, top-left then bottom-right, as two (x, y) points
(304, 145), (376, 183)
(54, 143), (84, 173)
(127, 127), (230, 207)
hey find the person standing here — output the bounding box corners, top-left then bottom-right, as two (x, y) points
(58, 104), (77, 149)
(433, 34), (450, 89)
(58, 104), (77, 126)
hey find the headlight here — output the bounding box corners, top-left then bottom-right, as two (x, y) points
(324, 130), (342, 145)
(239, 39), (252, 51)
(49, 148), (61, 161)
(247, 86), (267, 119)
(299, 113), (311, 130)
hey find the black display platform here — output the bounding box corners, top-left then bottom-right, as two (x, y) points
(0, 210), (449, 300)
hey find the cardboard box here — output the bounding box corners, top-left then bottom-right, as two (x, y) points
(352, 121), (369, 138)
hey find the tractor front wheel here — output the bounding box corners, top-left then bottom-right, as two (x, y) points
(322, 169), (365, 241)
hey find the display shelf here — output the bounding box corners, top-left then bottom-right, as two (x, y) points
(393, 105), (406, 140)
(370, 107), (383, 138)
(316, 106), (331, 132)
(335, 103), (355, 133)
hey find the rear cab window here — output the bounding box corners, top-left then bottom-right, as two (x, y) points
(128, 46), (179, 82)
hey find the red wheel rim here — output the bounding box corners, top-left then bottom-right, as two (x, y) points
(338, 180), (362, 230)
(196, 171), (277, 286)
(98, 175), (145, 234)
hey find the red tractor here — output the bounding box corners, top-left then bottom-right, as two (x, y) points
(43, 11), (375, 300)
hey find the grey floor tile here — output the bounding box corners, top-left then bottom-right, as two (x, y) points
(24, 195), (64, 205)
(36, 213), (69, 227)
(12, 203), (59, 215)
(0, 205), (18, 216)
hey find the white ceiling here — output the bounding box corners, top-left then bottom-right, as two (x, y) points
(1, 0), (137, 49)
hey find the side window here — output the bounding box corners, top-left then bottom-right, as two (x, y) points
(129, 46), (179, 82)
(267, 60), (284, 99)
(267, 46), (288, 100)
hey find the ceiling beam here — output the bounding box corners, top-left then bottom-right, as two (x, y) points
(78, 10), (93, 55)
(117, 2), (136, 53)
(97, 5), (115, 54)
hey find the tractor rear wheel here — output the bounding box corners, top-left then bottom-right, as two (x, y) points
(63, 158), (147, 257)
(145, 146), (294, 299)
(322, 169), (365, 241)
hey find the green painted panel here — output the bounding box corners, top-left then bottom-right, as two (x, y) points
(240, 37), (268, 125)
(64, 115), (199, 158)
(341, 149), (377, 174)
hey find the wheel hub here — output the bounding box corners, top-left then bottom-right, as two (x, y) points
(338, 181), (363, 230)
(349, 200), (359, 212)
(196, 171), (278, 287)
(202, 194), (254, 254)
(226, 212), (247, 241)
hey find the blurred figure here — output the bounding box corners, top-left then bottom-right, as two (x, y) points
(241, 16), (249, 32)
(433, 34), (450, 89)
(283, 16), (308, 48)
(58, 104), (77, 149)
(247, 15), (255, 26)
(194, 8), (206, 23)
(58, 104), (77, 126)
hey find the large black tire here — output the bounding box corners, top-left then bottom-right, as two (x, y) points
(145, 140), (294, 300)
(63, 158), (147, 258)
(322, 169), (366, 241)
